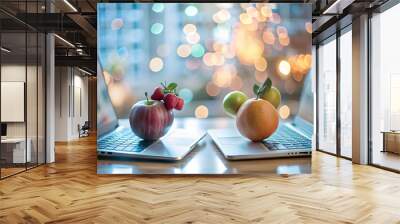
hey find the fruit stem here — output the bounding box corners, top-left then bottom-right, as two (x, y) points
(144, 92), (151, 105)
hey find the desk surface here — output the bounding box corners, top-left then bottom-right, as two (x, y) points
(97, 118), (311, 175)
(1, 138), (27, 143)
(381, 131), (400, 134)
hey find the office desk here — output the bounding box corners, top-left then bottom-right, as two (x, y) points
(382, 131), (400, 154)
(1, 138), (31, 164)
(97, 118), (311, 175)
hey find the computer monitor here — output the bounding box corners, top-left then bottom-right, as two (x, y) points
(1, 123), (7, 137)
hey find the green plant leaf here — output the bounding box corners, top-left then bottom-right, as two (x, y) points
(256, 78), (272, 99)
(167, 82), (177, 90)
(261, 78), (272, 95)
(253, 84), (260, 96)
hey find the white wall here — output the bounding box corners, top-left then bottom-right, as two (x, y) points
(54, 67), (89, 141)
(1, 64), (46, 163)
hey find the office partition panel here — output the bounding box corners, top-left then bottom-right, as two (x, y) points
(370, 2), (400, 172)
(317, 37), (337, 155)
(0, 30), (28, 178)
(339, 28), (352, 159)
(0, 0), (47, 179)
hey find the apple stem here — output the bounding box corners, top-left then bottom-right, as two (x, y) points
(145, 92), (150, 104)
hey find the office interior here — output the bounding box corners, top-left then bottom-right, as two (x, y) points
(0, 0), (400, 222)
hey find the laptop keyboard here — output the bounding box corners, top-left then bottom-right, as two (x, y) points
(98, 128), (153, 152)
(262, 125), (311, 150)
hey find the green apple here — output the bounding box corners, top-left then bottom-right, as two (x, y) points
(223, 91), (248, 117)
(261, 86), (281, 108)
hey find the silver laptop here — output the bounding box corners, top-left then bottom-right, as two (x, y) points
(97, 63), (206, 161)
(208, 75), (313, 160)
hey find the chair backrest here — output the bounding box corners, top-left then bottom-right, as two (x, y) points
(82, 121), (90, 129)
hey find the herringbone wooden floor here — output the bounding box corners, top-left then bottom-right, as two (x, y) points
(1, 135), (400, 224)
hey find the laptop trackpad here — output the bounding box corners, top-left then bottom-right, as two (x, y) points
(218, 137), (268, 155)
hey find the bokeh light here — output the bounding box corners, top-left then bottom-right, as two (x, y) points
(278, 60), (291, 76)
(262, 29), (275, 45)
(111, 18), (124, 30)
(239, 13), (252, 25)
(212, 65), (236, 88)
(260, 6), (272, 18)
(206, 82), (221, 96)
(185, 5), (198, 17)
(234, 28), (264, 65)
(152, 3), (165, 13)
(149, 57), (164, 72)
(254, 57), (268, 72)
(202, 52), (214, 67)
(179, 88), (194, 103)
(246, 6), (258, 18)
(279, 36), (290, 46)
(213, 25), (231, 42)
(177, 44), (192, 58)
(150, 23), (164, 35)
(213, 9), (231, 23)
(195, 105), (209, 118)
(183, 24), (197, 34)
(191, 44), (205, 58)
(305, 22), (313, 33)
(279, 105), (290, 119)
(288, 54), (312, 81)
(186, 32), (200, 44)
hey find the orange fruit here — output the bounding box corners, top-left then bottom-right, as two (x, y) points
(236, 98), (279, 142)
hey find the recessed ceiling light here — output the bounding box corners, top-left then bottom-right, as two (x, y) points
(54, 34), (75, 48)
(78, 67), (93, 76)
(63, 0), (78, 12)
(1, 47), (11, 53)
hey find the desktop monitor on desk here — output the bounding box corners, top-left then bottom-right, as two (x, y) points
(1, 123), (6, 138)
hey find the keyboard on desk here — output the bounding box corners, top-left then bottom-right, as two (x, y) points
(97, 128), (153, 153)
(262, 125), (311, 150)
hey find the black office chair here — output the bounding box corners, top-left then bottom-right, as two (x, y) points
(78, 121), (90, 138)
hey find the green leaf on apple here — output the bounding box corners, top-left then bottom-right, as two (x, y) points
(167, 82), (177, 90)
(253, 84), (260, 96)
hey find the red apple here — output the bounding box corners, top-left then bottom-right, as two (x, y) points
(129, 100), (174, 140)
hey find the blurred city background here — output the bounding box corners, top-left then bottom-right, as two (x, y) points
(97, 3), (312, 119)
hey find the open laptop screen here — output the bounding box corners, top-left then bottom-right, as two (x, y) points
(97, 62), (118, 137)
(297, 72), (313, 124)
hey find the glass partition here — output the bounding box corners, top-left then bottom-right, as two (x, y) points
(317, 37), (337, 154)
(339, 28), (352, 158)
(0, 1), (46, 179)
(0, 30), (28, 178)
(371, 3), (400, 171)
(27, 30), (38, 169)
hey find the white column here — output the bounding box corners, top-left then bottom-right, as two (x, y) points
(46, 32), (55, 163)
(352, 14), (369, 164)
